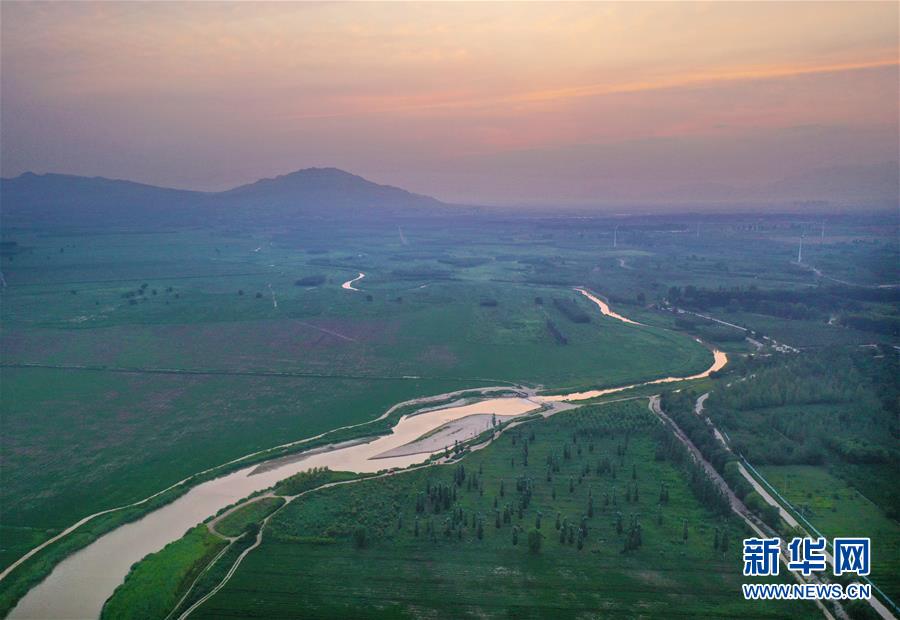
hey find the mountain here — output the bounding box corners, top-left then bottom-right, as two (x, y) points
(221, 167), (446, 215)
(0, 172), (208, 227)
(0, 167), (450, 228)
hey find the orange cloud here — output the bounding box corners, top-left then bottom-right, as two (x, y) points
(285, 57), (898, 120)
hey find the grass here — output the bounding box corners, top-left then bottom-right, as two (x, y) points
(758, 465), (900, 602)
(187, 400), (818, 619)
(1, 368), (473, 536)
(215, 498), (285, 538)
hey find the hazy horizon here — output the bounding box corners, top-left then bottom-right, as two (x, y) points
(2, 2), (898, 208)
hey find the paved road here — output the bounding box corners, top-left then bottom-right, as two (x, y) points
(685, 394), (896, 620)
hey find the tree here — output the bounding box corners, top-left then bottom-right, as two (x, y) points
(353, 526), (367, 549)
(528, 529), (542, 553)
(682, 519), (689, 542)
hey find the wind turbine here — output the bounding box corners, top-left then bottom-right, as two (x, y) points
(613, 226), (618, 249)
(797, 233), (804, 263)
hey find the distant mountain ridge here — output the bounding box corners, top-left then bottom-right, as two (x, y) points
(222, 167), (444, 212)
(0, 167), (451, 228)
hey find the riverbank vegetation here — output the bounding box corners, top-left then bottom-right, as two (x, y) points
(214, 497), (285, 538)
(181, 400), (816, 619)
(101, 525), (227, 620)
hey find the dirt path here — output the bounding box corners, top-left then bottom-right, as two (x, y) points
(293, 320), (357, 342)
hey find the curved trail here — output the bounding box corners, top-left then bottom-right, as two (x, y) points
(341, 272), (365, 291)
(7, 288), (726, 619)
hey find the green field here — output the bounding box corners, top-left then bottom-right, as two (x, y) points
(214, 497), (285, 538)
(758, 465), (900, 602)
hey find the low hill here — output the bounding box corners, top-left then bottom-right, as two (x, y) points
(0, 167), (451, 228)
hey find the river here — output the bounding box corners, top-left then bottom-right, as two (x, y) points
(7, 289), (726, 619)
(341, 272), (365, 291)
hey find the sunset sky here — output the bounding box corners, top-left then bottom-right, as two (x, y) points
(2, 1), (897, 206)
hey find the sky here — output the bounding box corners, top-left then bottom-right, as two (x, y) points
(1, 1), (898, 207)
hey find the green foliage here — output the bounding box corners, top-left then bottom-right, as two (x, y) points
(214, 497), (284, 538)
(706, 348), (899, 472)
(184, 401), (817, 619)
(273, 467), (360, 497)
(101, 526), (226, 620)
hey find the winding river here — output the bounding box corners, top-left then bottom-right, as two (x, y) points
(341, 272), (365, 291)
(7, 288), (726, 619)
